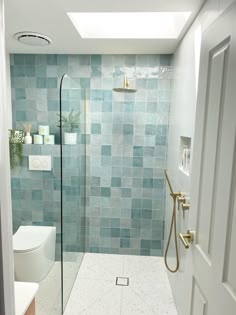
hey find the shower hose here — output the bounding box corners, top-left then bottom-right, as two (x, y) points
(164, 170), (180, 273)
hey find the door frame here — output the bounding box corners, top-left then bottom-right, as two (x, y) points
(0, 0), (15, 314)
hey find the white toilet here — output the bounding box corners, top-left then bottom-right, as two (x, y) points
(13, 225), (56, 283)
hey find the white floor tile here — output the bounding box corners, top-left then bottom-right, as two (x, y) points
(123, 255), (169, 284)
(63, 278), (121, 315)
(121, 287), (156, 315)
(64, 253), (178, 315)
(78, 253), (124, 281)
(130, 282), (178, 315)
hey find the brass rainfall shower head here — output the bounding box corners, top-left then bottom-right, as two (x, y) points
(112, 77), (137, 93)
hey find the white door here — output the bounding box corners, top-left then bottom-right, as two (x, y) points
(184, 4), (236, 315)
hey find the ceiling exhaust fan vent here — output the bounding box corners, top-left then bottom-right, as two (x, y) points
(15, 32), (52, 46)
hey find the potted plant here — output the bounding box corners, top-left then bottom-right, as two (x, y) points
(58, 110), (80, 145)
(9, 129), (24, 169)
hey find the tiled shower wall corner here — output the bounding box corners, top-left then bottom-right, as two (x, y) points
(10, 54), (172, 256)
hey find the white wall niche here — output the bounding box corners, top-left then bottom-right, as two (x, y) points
(179, 136), (191, 176)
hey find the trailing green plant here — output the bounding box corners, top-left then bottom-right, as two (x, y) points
(9, 129), (24, 169)
(58, 109), (80, 132)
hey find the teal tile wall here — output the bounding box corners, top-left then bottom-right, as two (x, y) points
(10, 54), (172, 257)
(11, 144), (85, 259)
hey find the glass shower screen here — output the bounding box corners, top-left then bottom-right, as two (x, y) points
(59, 74), (87, 311)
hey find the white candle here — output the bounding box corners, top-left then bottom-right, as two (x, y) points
(38, 125), (49, 136)
(44, 135), (55, 145)
(33, 135), (43, 144)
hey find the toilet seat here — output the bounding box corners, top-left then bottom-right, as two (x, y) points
(13, 226), (54, 253)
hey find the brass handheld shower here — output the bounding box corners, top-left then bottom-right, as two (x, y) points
(164, 170), (181, 273)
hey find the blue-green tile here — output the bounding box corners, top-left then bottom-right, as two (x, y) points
(120, 238), (130, 248)
(14, 55), (25, 65)
(102, 90), (112, 101)
(145, 124), (156, 135)
(11, 178), (21, 189)
(91, 90), (102, 100)
(120, 229), (130, 238)
(101, 145), (111, 156)
(102, 102), (112, 112)
(48, 100), (58, 111)
(14, 66), (25, 76)
(124, 102), (134, 112)
(131, 219), (141, 229)
(125, 55), (136, 65)
(133, 146), (143, 157)
(91, 55), (102, 65)
(16, 110), (26, 121)
(25, 55), (35, 65)
(36, 77), (47, 88)
(121, 188), (131, 198)
(47, 78), (57, 88)
(32, 190), (42, 200)
(141, 239), (151, 249)
(79, 55), (90, 65)
(91, 66), (102, 77)
(80, 78), (90, 88)
(100, 218), (110, 227)
(155, 135), (167, 145)
(101, 187), (111, 197)
(142, 199), (152, 209)
(143, 178), (153, 188)
(147, 79), (158, 89)
(133, 157), (143, 167)
(91, 123), (101, 134)
(131, 209), (141, 219)
(132, 199), (142, 208)
(111, 228), (120, 237)
(123, 124), (133, 135)
(47, 55), (57, 65)
(100, 228), (110, 237)
(25, 66), (36, 76)
(141, 249), (150, 256)
(15, 88), (26, 99)
(147, 55), (160, 66)
(142, 210), (152, 219)
(111, 177), (121, 187)
(151, 240), (161, 249)
(160, 55), (171, 65)
(111, 218), (120, 228)
(58, 55), (68, 65)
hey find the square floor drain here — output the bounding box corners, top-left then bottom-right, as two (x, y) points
(116, 277), (129, 286)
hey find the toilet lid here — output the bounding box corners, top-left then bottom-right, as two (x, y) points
(13, 226), (54, 253)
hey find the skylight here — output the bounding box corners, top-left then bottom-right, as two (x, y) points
(67, 12), (192, 39)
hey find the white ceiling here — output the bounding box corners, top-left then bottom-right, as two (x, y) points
(5, 0), (205, 54)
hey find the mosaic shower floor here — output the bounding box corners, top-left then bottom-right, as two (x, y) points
(64, 253), (178, 315)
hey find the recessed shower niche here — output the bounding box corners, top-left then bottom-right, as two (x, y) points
(179, 136), (191, 176)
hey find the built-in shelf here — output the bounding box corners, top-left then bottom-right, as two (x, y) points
(179, 136), (191, 176)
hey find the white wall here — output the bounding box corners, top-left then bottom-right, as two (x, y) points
(0, 0), (15, 314)
(165, 0), (235, 314)
(5, 53), (12, 129)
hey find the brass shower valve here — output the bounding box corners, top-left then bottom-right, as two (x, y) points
(182, 203), (190, 210)
(177, 196), (186, 203)
(177, 194), (190, 211)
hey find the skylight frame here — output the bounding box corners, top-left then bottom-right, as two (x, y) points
(67, 12), (192, 39)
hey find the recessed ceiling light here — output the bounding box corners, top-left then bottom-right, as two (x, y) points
(67, 12), (191, 39)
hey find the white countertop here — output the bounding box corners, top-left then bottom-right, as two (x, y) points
(15, 281), (39, 315)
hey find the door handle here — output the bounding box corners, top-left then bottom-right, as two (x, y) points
(178, 230), (194, 249)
